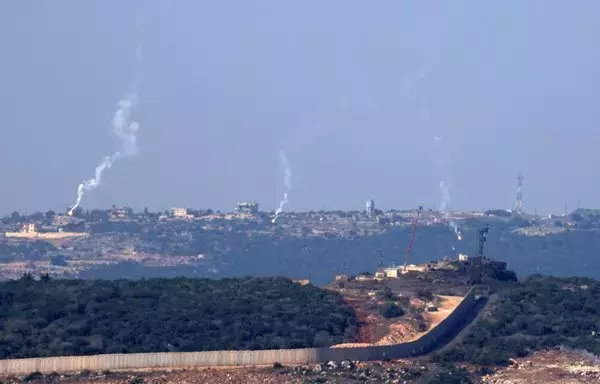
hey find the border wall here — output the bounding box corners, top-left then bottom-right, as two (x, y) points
(0, 288), (478, 375)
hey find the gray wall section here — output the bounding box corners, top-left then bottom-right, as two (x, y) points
(0, 288), (477, 375)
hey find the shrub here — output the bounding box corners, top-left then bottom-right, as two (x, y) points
(438, 276), (600, 365)
(379, 302), (405, 319)
(416, 289), (434, 301)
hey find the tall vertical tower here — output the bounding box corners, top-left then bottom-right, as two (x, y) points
(514, 173), (524, 213)
(366, 198), (375, 218)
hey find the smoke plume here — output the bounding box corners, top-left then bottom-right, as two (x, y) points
(272, 150), (291, 223)
(434, 136), (461, 241)
(439, 180), (461, 240)
(68, 42), (142, 216)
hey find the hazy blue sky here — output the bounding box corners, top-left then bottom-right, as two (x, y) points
(1, 1), (599, 215)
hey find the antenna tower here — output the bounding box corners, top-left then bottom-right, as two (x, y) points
(476, 225), (490, 258)
(404, 206), (423, 272)
(514, 173), (524, 213)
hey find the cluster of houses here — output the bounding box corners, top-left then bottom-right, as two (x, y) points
(334, 263), (429, 282)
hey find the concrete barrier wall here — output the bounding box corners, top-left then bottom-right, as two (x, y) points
(0, 287), (478, 376)
(0, 349), (321, 376)
(320, 286), (478, 362)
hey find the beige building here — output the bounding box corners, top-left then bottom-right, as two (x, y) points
(383, 266), (401, 278)
(373, 266), (404, 279)
(171, 208), (189, 218)
(5, 223), (88, 240)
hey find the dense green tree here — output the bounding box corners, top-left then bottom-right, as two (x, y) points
(10, 211), (20, 223)
(45, 210), (56, 220)
(0, 277), (358, 359)
(435, 275), (600, 365)
(379, 302), (405, 319)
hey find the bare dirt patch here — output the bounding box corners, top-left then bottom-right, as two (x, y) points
(482, 349), (600, 384)
(1, 368), (293, 384)
(331, 292), (463, 348)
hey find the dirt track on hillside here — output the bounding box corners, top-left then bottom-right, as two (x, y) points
(331, 295), (462, 348)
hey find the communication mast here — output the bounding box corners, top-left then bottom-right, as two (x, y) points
(469, 225), (491, 284)
(377, 248), (384, 268)
(403, 206), (423, 272)
(514, 173), (524, 214)
(477, 225), (490, 258)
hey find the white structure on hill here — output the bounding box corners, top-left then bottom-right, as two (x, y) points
(366, 198), (375, 218)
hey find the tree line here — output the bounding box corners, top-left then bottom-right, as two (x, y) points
(0, 276), (358, 358)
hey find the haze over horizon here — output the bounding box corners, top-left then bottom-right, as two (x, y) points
(1, 1), (599, 216)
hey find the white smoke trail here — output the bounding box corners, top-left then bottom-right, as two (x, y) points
(434, 136), (461, 241)
(68, 41), (142, 216)
(439, 180), (461, 240)
(272, 150), (291, 223)
(439, 180), (450, 212)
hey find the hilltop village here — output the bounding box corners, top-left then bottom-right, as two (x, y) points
(0, 200), (593, 282)
(1, 202), (600, 384)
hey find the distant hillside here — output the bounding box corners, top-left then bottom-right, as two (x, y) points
(0, 277), (358, 359)
(435, 275), (600, 365)
(6, 210), (600, 285)
(80, 221), (600, 285)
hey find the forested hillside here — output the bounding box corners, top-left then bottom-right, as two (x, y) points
(436, 275), (600, 365)
(0, 277), (358, 358)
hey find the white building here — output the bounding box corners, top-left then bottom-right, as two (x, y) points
(235, 202), (259, 214)
(366, 198), (375, 217)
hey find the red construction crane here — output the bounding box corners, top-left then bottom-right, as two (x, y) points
(404, 205), (423, 272)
